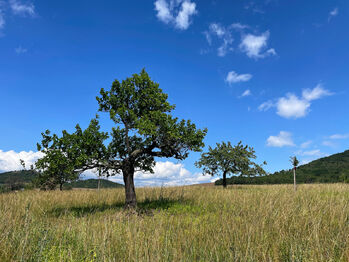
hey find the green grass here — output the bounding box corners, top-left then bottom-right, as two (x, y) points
(0, 184), (348, 261)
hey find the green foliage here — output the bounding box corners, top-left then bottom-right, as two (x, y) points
(35, 117), (109, 190)
(290, 156), (299, 168)
(196, 141), (266, 182)
(35, 69), (206, 202)
(216, 150), (349, 185)
(96, 69), (207, 173)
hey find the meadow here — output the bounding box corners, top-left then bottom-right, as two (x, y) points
(0, 184), (348, 262)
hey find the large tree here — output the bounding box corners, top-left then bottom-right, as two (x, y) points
(195, 141), (266, 188)
(36, 69), (207, 207)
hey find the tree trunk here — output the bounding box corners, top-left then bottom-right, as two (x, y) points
(222, 171), (227, 188)
(123, 166), (137, 208)
(59, 183), (63, 191)
(293, 167), (297, 191)
(98, 177), (101, 191)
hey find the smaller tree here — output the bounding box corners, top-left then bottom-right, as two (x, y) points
(195, 141), (267, 188)
(290, 156), (299, 191)
(35, 118), (108, 190)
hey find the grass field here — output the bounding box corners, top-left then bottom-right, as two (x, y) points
(0, 184), (348, 261)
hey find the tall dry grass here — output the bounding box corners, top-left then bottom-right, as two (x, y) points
(0, 184), (348, 261)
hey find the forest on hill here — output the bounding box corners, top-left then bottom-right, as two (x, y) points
(0, 170), (123, 192)
(215, 150), (349, 185)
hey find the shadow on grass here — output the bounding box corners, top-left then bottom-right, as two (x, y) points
(49, 197), (190, 218)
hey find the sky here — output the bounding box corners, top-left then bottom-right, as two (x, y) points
(1, 0), (348, 186)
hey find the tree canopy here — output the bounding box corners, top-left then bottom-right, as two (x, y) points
(196, 141), (266, 187)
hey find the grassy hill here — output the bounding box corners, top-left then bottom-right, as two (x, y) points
(0, 170), (123, 190)
(216, 150), (349, 185)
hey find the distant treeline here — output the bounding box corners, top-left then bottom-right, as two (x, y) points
(0, 170), (123, 193)
(215, 150), (349, 185)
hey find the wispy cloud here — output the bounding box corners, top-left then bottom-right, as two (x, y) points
(225, 71), (252, 84)
(154, 0), (197, 30)
(328, 7), (338, 22)
(0, 1), (5, 30)
(15, 46), (27, 54)
(240, 89), (251, 97)
(300, 140), (312, 149)
(258, 100), (274, 111)
(9, 0), (35, 17)
(205, 23), (233, 56)
(203, 22), (274, 59)
(329, 133), (349, 140)
(297, 149), (326, 157)
(267, 131), (295, 147)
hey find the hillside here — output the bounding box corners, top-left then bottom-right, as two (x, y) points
(216, 150), (349, 185)
(0, 170), (123, 189)
(0, 170), (37, 184)
(67, 179), (124, 189)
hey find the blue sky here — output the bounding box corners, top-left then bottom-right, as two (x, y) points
(1, 0), (348, 186)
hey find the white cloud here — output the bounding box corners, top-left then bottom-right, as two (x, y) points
(239, 31), (276, 59)
(258, 100), (274, 111)
(154, 0), (197, 30)
(9, 0), (35, 17)
(226, 71), (252, 84)
(0, 149), (216, 187)
(175, 0), (196, 29)
(328, 7), (338, 21)
(154, 0), (172, 24)
(267, 131), (295, 147)
(329, 133), (349, 140)
(204, 23), (274, 58)
(240, 89), (251, 97)
(276, 93), (310, 119)
(260, 85), (332, 119)
(15, 46), (27, 54)
(0, 149), (44, 172)
(85, 161), (217, 187)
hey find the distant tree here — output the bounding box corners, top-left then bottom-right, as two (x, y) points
(36, 69), (207, 207)
(196, 141), (267, 188)
(290, 156), (299, 191)
(19, 159), (26, 170)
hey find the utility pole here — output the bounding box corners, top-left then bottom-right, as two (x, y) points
(293, 167), (297, 191)
(290, 156), (299, 192)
